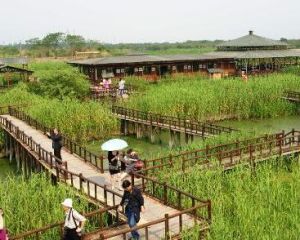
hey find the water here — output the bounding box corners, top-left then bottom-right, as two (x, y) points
(220, 115), (300, 134)
(86, 116), (300, 159)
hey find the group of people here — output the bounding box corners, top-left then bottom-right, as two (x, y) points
(1, 179), (144, 240)
(61, 178), (144, 240)
(108, 149), (142, 190)
(97, 78), (126, 96)
(26, 130), (143, 239)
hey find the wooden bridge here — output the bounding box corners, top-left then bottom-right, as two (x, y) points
(112, 106), (238, 147)
(90, 85), (136, 101)
(0, 106), (211, 240)
(140, 130), (300, 177)
(282, 90), (300, 103)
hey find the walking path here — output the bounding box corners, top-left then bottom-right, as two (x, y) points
(1, 114), (207, 239)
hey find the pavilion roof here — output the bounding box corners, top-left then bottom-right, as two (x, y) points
(68, 49), (300, 66)
(0, 65), (33, 73)
(217, 31), (288, 50)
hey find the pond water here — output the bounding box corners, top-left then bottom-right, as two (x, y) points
(220, 115), (300, 134)
(86, 115), (300, 160)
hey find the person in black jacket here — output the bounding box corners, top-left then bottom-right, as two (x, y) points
(46, 128), (63, 164)
(118, 180), (145, 240)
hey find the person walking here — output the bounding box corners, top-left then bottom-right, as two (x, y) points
(118, 149), (138, 190)
(118, 180), (145, 240)
(118, 78), (126, 97)
(62, 198), (86, 240)
(108, 151), (120, 190)
(46, 128), (63, 164)
(0, 208), (8, 240)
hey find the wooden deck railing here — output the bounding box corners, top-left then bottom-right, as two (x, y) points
(7, 107), (106, 173)
(112, 105), (238, 136)
(140, 130), (300, 175)
(90, 87), (135, 100)
(1, 109), (212, 240)
(91, 204), (210, 240)
(0, 116), (67, 170)
(131, 173), (211, 221)
(10, 206), (125, 240)
(283, 90), (300, 102)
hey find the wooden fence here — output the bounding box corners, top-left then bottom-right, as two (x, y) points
(7, 106), (106, 173)
(112, 105), (238, 137)
(141, 130), (300, 175)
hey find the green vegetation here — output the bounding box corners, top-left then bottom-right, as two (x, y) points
(0, 85), (118, 142)
(124, 73), (300, 121)
(162, 158), (300, 240)
(29, 62), (90, 99)
(0, 174), (102, 237)
(0, 32), (106, 58)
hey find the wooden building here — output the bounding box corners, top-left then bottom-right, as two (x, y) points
(68, 31), (300, 82)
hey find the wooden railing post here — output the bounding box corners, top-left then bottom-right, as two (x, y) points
(163, 182), (167, 205)
(99, 155), (104, 173)
(79, 173), (83, 191)
(279, 136), (282, 156)
(164, 214), (170, 240)
(208, 200), (212, 223)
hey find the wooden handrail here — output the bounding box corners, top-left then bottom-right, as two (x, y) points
(0, 116), (66, 168)
(7, 106), (105, 173)
(93, 203), (209, 240)
(140, 129), (300, 175)
(112, 105), (239, 136)
(10, 205), (124, 240)
(283, 90), (300, 100)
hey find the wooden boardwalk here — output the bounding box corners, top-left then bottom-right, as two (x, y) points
(112, 106), (238, 146)
(1, 114), (210, 239)
(140, 130), (300, 177)
(282, 90), (300, 103)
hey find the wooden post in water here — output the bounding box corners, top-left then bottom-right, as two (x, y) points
(169, 130), (175, 148)
(150, 126), (156, 143)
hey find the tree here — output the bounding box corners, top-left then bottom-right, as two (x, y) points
(41, 32), (65, 57)
(29, 64), (90, 99)
(65, 34), (86, 55)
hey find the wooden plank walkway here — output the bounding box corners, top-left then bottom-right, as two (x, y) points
(282, 91), (300, 103)
(112, 106), (237, 138)
(1, 114), (205, 239)
(140, 130), (300, 177)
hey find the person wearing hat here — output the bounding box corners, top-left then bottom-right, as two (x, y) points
(62, 198), (86, 240)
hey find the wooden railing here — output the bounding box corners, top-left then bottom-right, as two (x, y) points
(1, 112), (212, 240)
(131, 173), (211, 221)
(112, 105), (238, 136)
(8, 107), (106, 173)
(0, 84), (16, 91)
(283, 90), (300, 102)
(0, 116), (67, 169)
(10, 206), (125, 240)
(90, 87), (135, 100)
(91, 204), (210, 240)
(140, 130), (300, 175)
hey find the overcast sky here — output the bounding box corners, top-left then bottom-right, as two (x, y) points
(1, 0), (299, 44)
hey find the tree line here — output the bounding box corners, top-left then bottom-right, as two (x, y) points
(1, 32), (299, 58)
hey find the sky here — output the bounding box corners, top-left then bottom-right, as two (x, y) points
(1, 0), (299, 44)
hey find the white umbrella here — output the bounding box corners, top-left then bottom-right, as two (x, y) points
(101, 139), (128, 151)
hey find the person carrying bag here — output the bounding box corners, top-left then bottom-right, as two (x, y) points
(62, 199), (86, 240)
